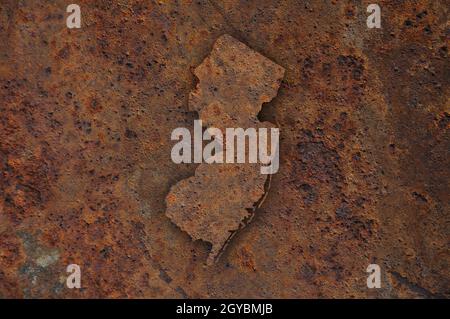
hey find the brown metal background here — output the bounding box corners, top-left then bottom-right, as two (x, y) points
(0, 0), (448, 298)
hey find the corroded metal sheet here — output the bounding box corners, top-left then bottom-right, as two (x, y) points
(166, 35), (284, 265)
(0, 0), (448, 298)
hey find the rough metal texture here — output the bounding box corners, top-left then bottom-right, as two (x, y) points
(0, 0), (449, 298)
(166, 34), (284, 265)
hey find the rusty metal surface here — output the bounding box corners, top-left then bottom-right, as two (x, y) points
(166, 34), (284, 265)
(0, 0), (449, 298)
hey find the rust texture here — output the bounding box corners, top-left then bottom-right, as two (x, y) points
(166, 34), (284, 265)
(0, 0), (449, 298)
